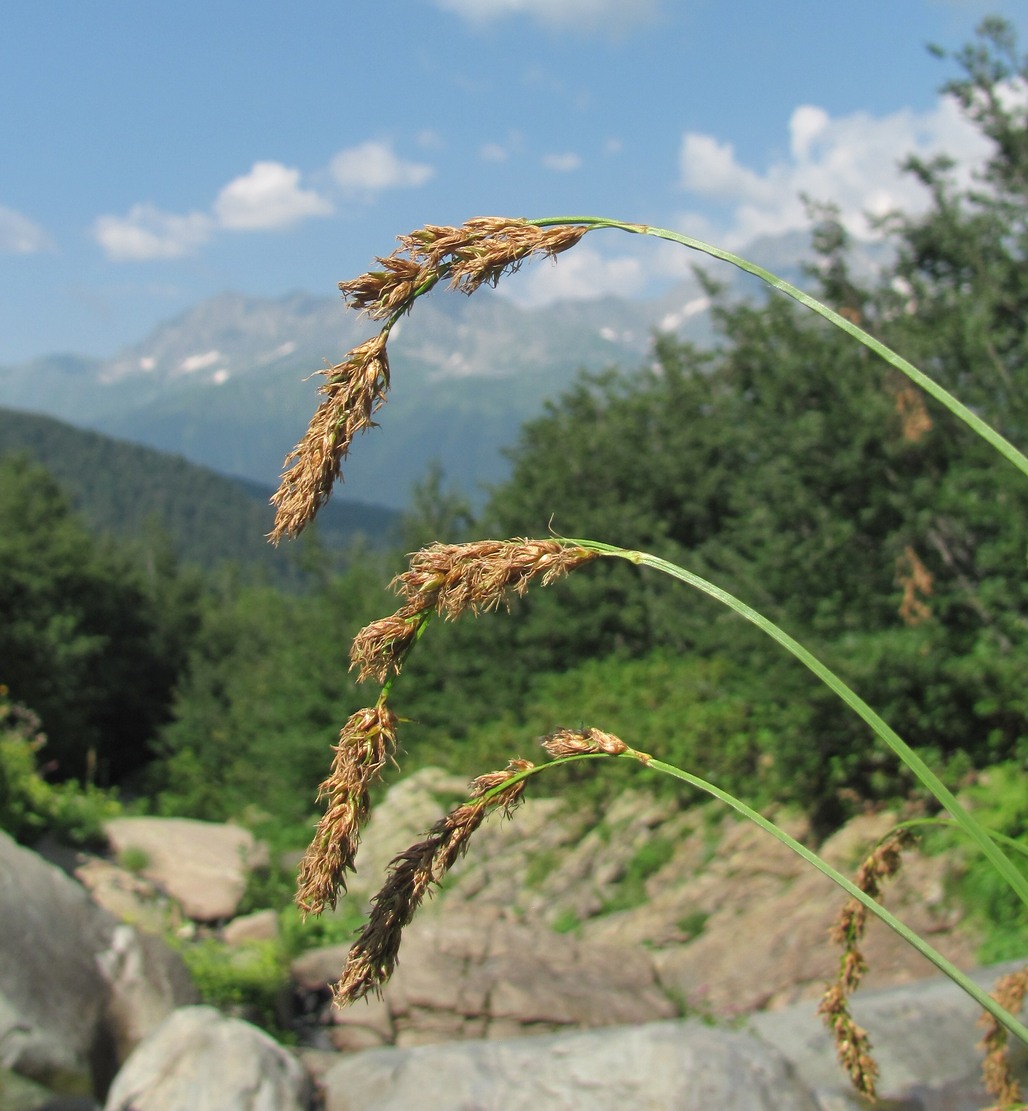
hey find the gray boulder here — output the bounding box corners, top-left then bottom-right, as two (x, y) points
(0, 831), (195, 1098)
(318, 1018), (821, 1111)
(293, 907), (678, 1051)
(103, 1006), (312, 1111)
(103, 817), (264, 922)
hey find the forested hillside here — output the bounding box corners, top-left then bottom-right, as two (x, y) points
(0, 407), (399, 578)
(1, 23), (1025, 866)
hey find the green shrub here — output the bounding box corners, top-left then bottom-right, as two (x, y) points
(0, 687), (121, 846)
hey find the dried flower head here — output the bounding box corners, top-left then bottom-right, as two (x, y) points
(542, 727), (629, 758)
(979, 964), (1028, 1108)
(350, 540), (598, 683)
(820, 828), (914, 1100)
(295, 704), (399, 917)
(332, 758), (533, 1005)
(270, 334), (390, 542)
(271, 219), (593, 541)
(818, 984), (880, 1099)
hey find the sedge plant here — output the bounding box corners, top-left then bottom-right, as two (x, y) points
(272, 216), (1028, 1105)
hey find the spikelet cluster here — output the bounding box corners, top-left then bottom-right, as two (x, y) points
(351, 540), (598, 683)
(295, 704), (398, 917)
(818, 828), (913, 1101)
(979, 964), (1028, 1109)
(270, 218), (589, 541)
(332, 759), (532, 1006)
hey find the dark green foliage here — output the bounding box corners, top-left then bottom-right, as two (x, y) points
(0, 455), (196, 782)
(0, 689), (121, 845)
(0, 406), (400, 585)
(150, 557), (394, 826)
(927, 763), (1028, 961)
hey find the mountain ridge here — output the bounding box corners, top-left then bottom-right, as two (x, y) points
(0, 229), (868, 509)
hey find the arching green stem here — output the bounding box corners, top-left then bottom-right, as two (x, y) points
(568, 538), (1028, 911)
(527, 216), (1028, 477)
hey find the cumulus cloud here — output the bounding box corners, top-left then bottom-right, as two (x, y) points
(677, 93), (994, 247)
(214, 161), (332, 230)
(94, 159), (336, 260)
(0, 205), (52, 253)
(542, 151), (582, 172)
(330, 140), (435, 193)
(498, 243), (646, 307)
(433, 0), (661, 33)
(93, 204), (214, 261)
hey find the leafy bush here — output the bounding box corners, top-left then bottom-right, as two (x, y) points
(0, 687), (121, 846)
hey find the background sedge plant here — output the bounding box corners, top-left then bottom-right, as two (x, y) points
(273, 215), (1028, 1105)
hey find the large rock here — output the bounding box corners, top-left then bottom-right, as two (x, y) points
(103, 817), (263, 922)
(318, 1018), (822, 1111)
(0, 831), (196, 1099)
(312, 960), (1027, 1111)
(748, 958), (1028, 1110)
(293, 907), (678, 1051)
(103, 1006), (312, 1111)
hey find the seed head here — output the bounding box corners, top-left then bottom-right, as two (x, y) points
(332, 758), (532, 1005)
(270, 334), (390, 542)
(295, 704), (399, 916)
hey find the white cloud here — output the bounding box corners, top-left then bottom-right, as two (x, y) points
(214, 161), (332, 230)
(433, 0), (661, 33)
(542, 151), (582, 173)
(330, 140), (435, 193)
(677, 93), (995, 247)
(480, 142), (510, 163)
(93, 204), (213, 261)
(0, 205), (52, 253)
(498, 243), (646, 307)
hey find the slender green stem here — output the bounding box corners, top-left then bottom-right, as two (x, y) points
(627, 749), (1028, 1046)
(527, 216), (1028, 477)
(568, 539), (1028, 911)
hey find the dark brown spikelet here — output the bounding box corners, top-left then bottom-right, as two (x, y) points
(818, 828), (914, 1101)
(295, 704), (399, 917)
(332, 759), (532, 1006)
(350, 540), (598, 683)
(979, 964), (1028, 1109)
(270, 334), (390, 542)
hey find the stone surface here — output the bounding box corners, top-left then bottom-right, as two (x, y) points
(103, 1006), (311, 1111)
(319, 1018), (823, 1111)
(748, 958), (1028, 1110)
(0, 831), (195, 1100)
(222, 909), (279, 946)
(103, 817), (263, 922)
(293, 906), (677, 1049)
(74, 856), (174, 936)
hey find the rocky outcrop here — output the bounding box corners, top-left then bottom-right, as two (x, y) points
(0, 831), (196, 1100)
(102, 817), (264, 922)
(308, 961), (1028, 1111)
(349, 774), (980, 1021)
(102, 1006), (312, 1111)
(292, 907), (677, 1051)
(316, 1017), (824, 1111)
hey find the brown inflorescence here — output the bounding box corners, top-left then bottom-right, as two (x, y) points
(979, 964), (1028, 1109)
(350, 540), (598, 683)
(270, 334), (390, 543)
(295, 703), (399, 917)
(332, 758), (533, 1006)
(541, 726), (629, 758)
(818, 828), (914, 1101)
(271, 218), (591, 541)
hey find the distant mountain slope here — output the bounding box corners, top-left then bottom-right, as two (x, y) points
(0, 407), (399, 577)
(0, 230), (868, 509)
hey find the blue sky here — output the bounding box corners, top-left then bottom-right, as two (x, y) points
(2, 0), (1025, 363)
